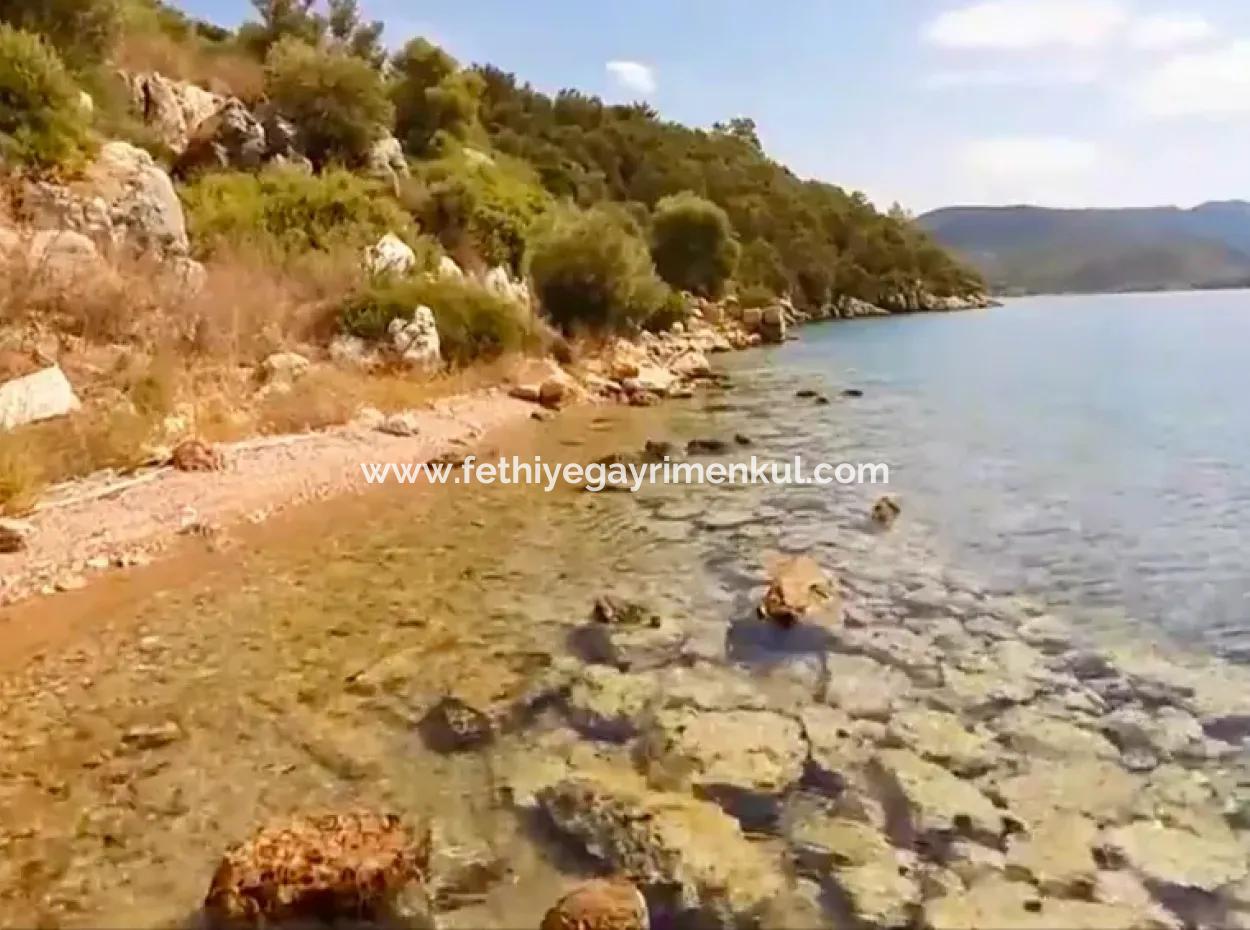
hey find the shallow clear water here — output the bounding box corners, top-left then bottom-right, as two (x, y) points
(3, 296), (1250, 926)
(761, 290), (1250, 658)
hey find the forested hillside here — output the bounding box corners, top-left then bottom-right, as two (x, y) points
(920, 203), (1250, 295)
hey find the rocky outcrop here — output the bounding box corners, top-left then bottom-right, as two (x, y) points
(126, 72), (222, 153)
(0, 364), (81, 431)
(175, 98), (267, 175)
(366, 134), (410, 190)
(483, 265), (531, 308)
(203, 812), (431, 925)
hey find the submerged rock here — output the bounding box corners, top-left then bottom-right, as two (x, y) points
(1101, 820), (1248, 892)
(1004, 812), (1099, 895)
(419, 696), (493, 752)
(986, 759), (1139, 828)
(884, 707), (998, 776)
(203, 812), (430, 925)
(924, 875), (1158, 930)
(823, 653), (912, 720)
(538, 769), (784, 926)
(869, 749), (1010, 846)
(640, 707), (807, 822)
(760, 556), (840, 628)
(577, 599), (685, 672)
(565, 665), (659, 741)
(541, 879), (649, 930)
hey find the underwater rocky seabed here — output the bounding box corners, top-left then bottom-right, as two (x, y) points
(0, 348), (1248, 929)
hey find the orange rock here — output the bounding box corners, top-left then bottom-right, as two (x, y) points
(171, 438), (223, 472)
(541, 878), (649, 930)
(203, 811), (430, 924)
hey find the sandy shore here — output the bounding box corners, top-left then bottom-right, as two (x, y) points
(0, 390), (537, 607)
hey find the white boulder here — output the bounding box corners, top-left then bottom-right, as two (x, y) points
(437, 255), (465, 281)
(388, 306), (442, 372)
(0, 365), (81, 431)
(365, 234), (417, 277)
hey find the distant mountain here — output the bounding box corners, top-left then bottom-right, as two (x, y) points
(917, 201), (1250, 295)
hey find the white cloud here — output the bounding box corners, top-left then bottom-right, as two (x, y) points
(605, 60), (656, 95)
(924, 0), (1129, 50)
(1134, 40), (1250, 117)
(960, 136), (1101, 178)
(924, 65), (1101, 88)
(1128, 13), (1216, 50)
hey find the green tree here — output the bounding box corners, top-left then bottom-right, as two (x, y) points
(0, 0), (120, 69)
(0, 25), (92, 168)
(712, 116), (761, 152)
(391, 38), (483, 156)
(650, 192), (740, 297)
(529, 206), (670, 333)
(238, 0), (383, 64)
(264, 37), (392, 166)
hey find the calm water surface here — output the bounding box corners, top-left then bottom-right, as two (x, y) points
(764, 290), (1250, 657)
(3, 290), (1249, 925)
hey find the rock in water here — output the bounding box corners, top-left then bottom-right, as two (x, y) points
(871, 495), (901, 528)
(0, 365), (80, 431)
(203, 811), (430, 925)
(541, 879), (649, 930)
(1101, 820), (1248, 892)
(420, 696), (493, 752)
(760, 556), (840, 628)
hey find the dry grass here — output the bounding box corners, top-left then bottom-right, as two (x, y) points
(114, 31), (265, 102)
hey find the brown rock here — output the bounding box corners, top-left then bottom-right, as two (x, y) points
(760, 555), (840, 628)
(172, 438), (223, 472)
(203, 811), (430, 924)
(541, 878), (649, 930)
(871, 495), (901, 527)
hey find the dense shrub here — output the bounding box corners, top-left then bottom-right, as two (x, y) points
(528, 206), (670, 334)
(0, 0), (120, 68)
(391, 38), (483, 157)
(264, 37), (392, 166)
(340, 276), (537, 365)
(650, 192), (740, 298)
(405, 150), (553, 273)
(181, 167), (415, 256)
(0, 25), (93, 168)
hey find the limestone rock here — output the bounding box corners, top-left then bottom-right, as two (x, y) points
(260, 352), (310, 384)
(801, 704), (876, 790)
(992, 705), (1120, 760)
(437, 255), (464, 280)
(0, 364), (81, 431)
(203, 812), (430, 925)
(869, 749), (1008, 845)
(577, 601), (685, 672)
(366, 233), (418, 276)
(366, 133), (410, 188)
(127, 72), (222, 152)
(1004, 813), (1099, 895)
(24, 228), (109, 289)
(542, 879), (649, 930)
(760, 555), (840, 628)
(830, 625), (940, 681)
(388, 306), (442, 373)
(538, 769), (784, 927)
(641, 707), (807, 813)
(171, 438), (223, 472)
(419, 696), (493, 752)
(1101, 820), (1248, 892)
(1102, 705), (1205, 763)
(177, 98), (267, 174)
(483, 265), (530, 308)
(925, 875), (1156, 930)
(885, 707), (998, 776)
(987, 760), (1139, 828)
(83, 141), (191, 256)
(823, 653), (912, 720)
(565, 665), (659, 740)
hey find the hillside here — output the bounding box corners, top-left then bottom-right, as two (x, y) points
(919, 202), (1250, 294)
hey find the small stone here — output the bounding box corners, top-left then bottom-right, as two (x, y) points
(871, 495), (901, 528)
(122, 720), (183, 750)
(171, 438), (223, 472)
(378, 412), (422, 437)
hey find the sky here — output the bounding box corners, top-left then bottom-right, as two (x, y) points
(179, 0), (1250, 213)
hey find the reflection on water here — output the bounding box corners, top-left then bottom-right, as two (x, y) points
(0, 297), (1248, 925)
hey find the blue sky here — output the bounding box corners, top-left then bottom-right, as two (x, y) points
(180, 0), (1250, 212)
